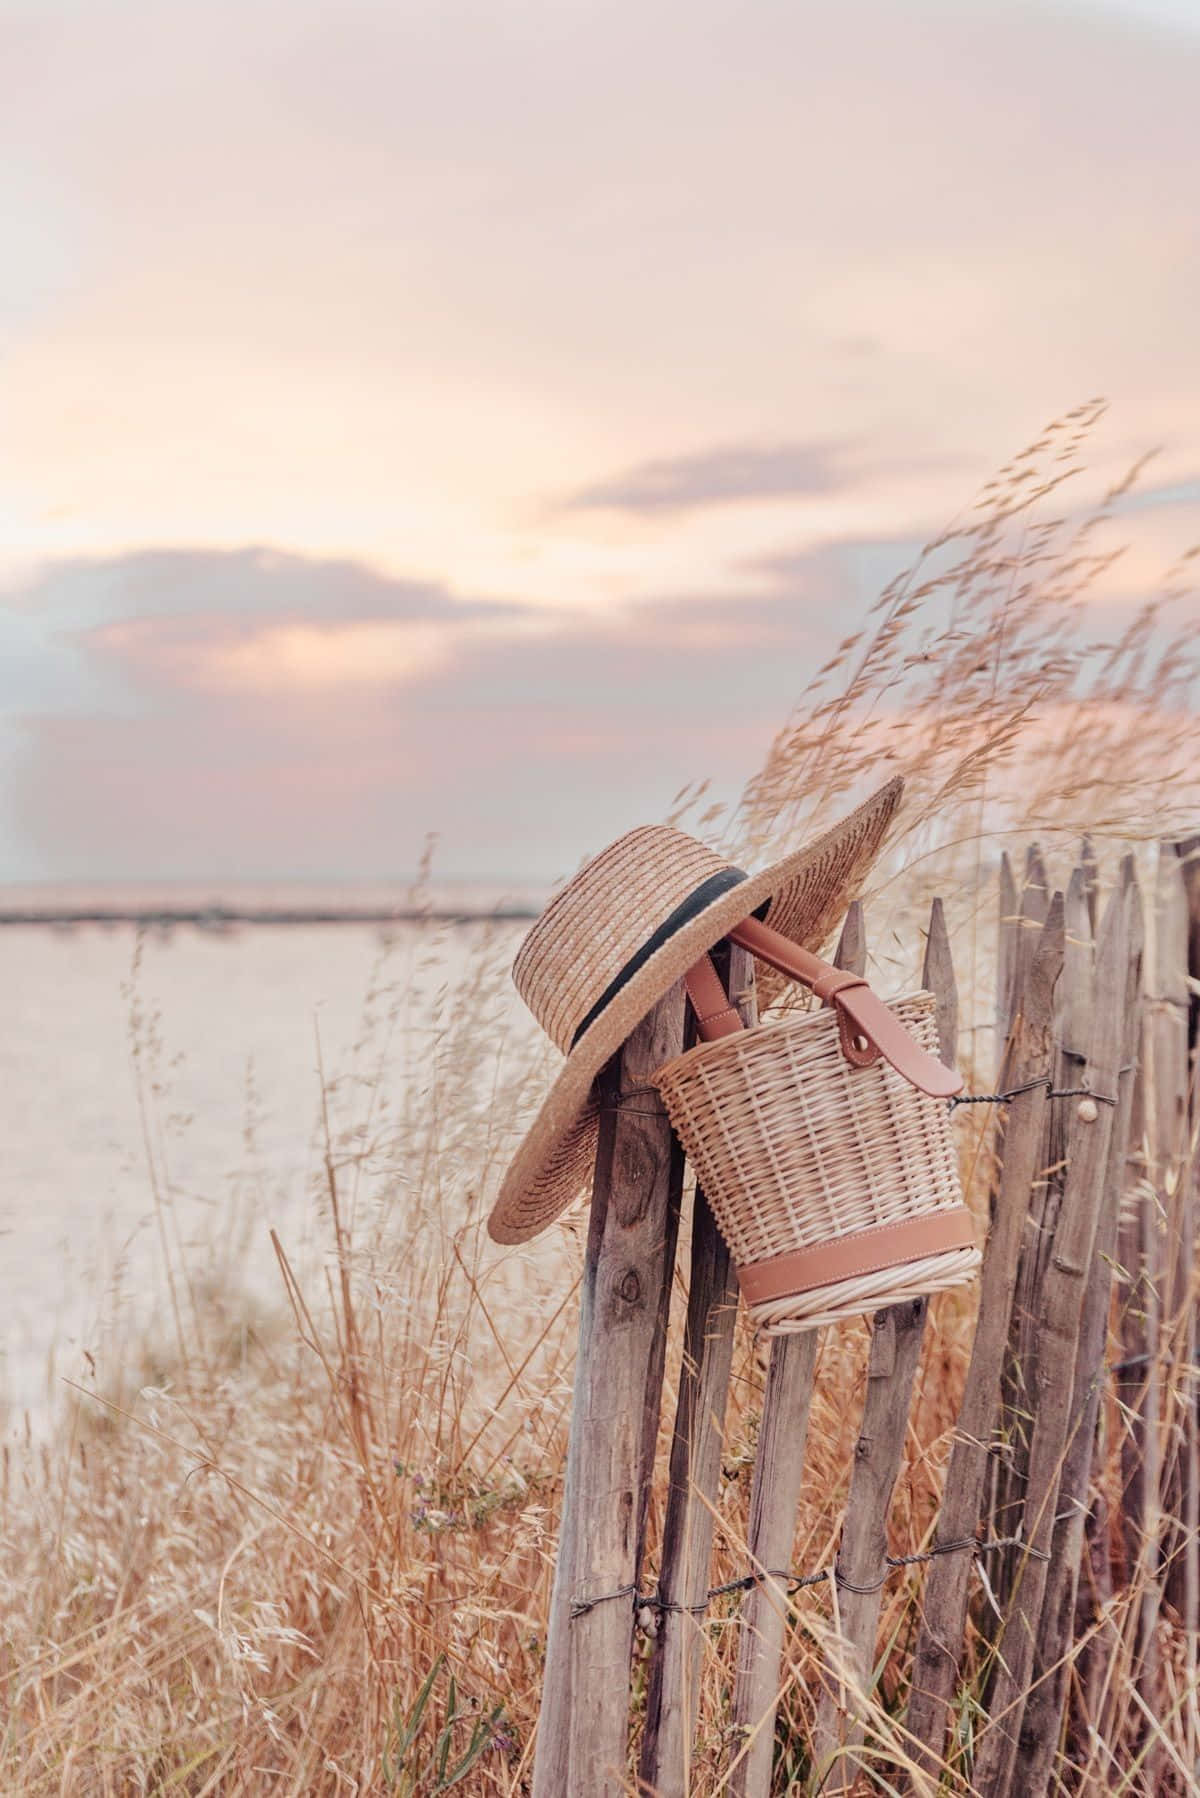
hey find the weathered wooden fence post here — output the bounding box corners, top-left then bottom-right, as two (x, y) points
(1126, 842), (1191, 1789)
(1015, 855), (1142, 1797)
(1116, 952), (1154, 1589)
(906, 893), (1065, 1772)
(995, 851), (1019, 1080)
(992, 846), (1056, 1580)
(724, 908), (867, 1797)
(1175, 829), (1200, 1771)
(638, 940), (756, 1798)
(1154, 843), (1194, 1632)
(810, 896), (958, 1789)
(728, 1330), (818, 1795)
(532, 983), (687, 1798)
(970, 880), (1129, 1793)
(1178, 832), (1200, 1775)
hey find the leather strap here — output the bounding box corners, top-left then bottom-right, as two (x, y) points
(737, 1207), (977, 1306)
(683, 956), (746, 1040)
(726, 915), (963, 1098)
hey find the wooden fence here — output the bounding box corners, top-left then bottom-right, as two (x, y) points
(527, 838), (1199, 1796)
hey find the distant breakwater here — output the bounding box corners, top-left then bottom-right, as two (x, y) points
(0, 904), (540, 928)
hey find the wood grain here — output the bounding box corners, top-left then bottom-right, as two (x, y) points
(971, 882), (1129, 1795)
(724, 911), (872, 1796)
(638, 942), (755, 1798)
(532, 982), (687, 1798)
(1016, 858), (1142, 1798)
(811, 897), (958, 1790)
(905, 894), (1064, 1774)
(728, 1329), (819, 1798)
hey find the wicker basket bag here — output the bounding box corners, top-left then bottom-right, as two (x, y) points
(652, 915), (980, 1333)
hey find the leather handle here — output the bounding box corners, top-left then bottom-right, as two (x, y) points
(681, 914), (962, 1100)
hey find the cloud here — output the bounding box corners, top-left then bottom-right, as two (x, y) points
(7, 493), (1195, 883)
(3, 545), (532, 708)
(555, 439), (980, 524)
(86, 614), (467, 693)
(560, 441), (854, 517)
(1113, 475), (1200, 516)
(3, 541), (862, 881)
(7, 545), (518, 627)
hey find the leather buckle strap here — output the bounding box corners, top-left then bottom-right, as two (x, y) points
(726, 915), (962, 1098)
(679, 915), (962, 1099)
(682, 956), (746, 1040)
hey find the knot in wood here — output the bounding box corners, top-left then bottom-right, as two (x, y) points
(615, 1267), (642, 1306)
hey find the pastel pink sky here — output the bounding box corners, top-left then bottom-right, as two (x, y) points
(2, 0), (1198, 881)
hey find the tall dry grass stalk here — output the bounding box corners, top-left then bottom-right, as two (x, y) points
(2, 408), (1198, 1793)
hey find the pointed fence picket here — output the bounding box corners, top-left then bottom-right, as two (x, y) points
(970, 881), (1131, 1792)
(1015, 855), (1143, 1795)
(725, 907), (869, 1798)
(810, 898), (958, 1790)
(531, 983), (687, 1798)
(906, 891), (1065, 1776)
(638, 940), (756, 1798)
(991, 845), (1057, 1584)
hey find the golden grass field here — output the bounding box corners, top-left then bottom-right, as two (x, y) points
(3, 408), (1199, 1794)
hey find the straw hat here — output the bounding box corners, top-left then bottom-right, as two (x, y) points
(487, 776), (904, 1244)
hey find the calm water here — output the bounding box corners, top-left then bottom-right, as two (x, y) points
(0, 910), (530, 1428)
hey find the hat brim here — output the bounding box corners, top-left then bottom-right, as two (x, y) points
(487, 776), (904, 1245)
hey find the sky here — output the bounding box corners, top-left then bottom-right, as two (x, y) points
(2, 0), (1198, 885)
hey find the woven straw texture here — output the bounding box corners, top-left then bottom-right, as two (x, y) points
(652, 991), (979, 1331)
(513, 827), (725, 1055)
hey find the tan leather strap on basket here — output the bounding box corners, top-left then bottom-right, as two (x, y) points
(682, 954), (747, 1041)
(737, 1209), (977, 1306)
(710, 914), (963, 1098)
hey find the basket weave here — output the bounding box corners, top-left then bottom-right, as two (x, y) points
(652, 990), (979, 1332)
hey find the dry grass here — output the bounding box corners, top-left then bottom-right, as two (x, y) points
(2, 408), (1198, 1794)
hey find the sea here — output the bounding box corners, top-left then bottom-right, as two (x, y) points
(0, 882), (541, 1432)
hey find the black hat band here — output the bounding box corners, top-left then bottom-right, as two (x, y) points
(569, 866), (751, 1050)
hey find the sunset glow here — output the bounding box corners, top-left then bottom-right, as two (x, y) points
(3, 0), (1198, 880)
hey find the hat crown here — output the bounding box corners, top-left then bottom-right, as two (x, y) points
(514, 826), (732, 1054)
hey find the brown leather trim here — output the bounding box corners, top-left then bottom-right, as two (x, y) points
(810, 966), (867, 1005)
(736, 1207), (977, 1305)
(684, 955), (747, 1040)
(835, 999), (882, 1068)
(728, 915), (962, 1098)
